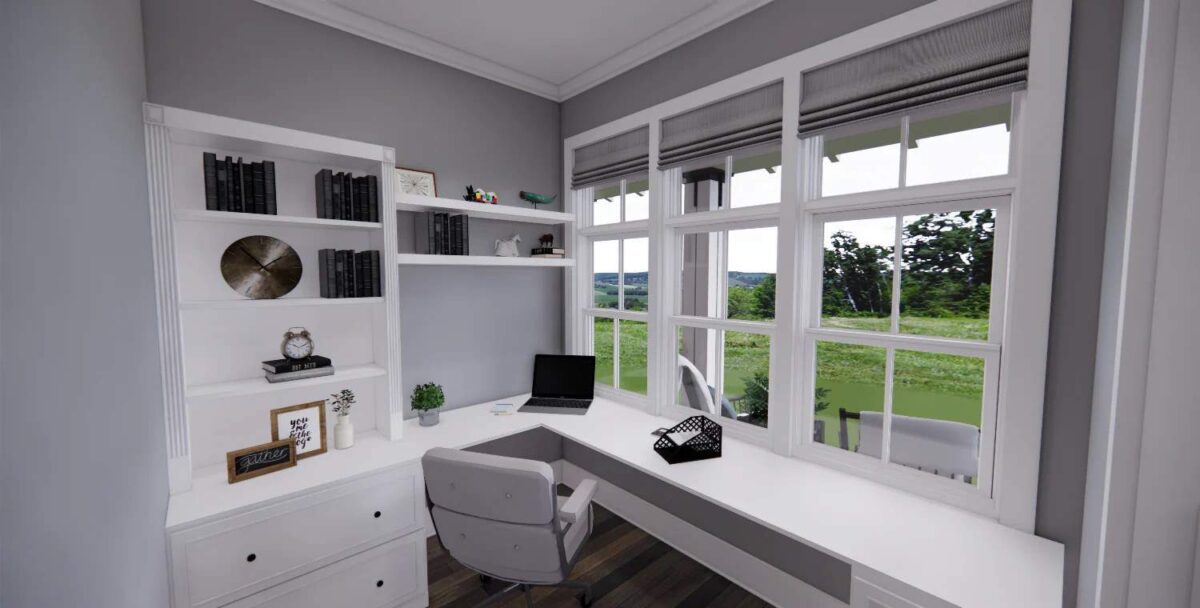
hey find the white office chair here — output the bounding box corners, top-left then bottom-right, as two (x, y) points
(856, 411), (980, 480)
(422, 447), (598, 607)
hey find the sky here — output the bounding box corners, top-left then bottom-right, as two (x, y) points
(591, 121), (1009, 275)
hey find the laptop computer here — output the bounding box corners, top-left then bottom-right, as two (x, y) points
(519, 354), (595, 415)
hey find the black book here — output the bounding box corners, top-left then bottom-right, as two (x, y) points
(367, 175), (379, 222)
(462, 215), (470, 255)
(344, 173), (355, 220)
(449, 215), (461, 255)
(315, 169), (333, 219)
(441, 213), (452, 255)
(224, 156), (235, 212)
(341, 250), (357, 297)
(331, 172), (344, 220)
(230, 157), (243, 213)
(325, 248), (338, 298)
(252, 162), (266, 214)
(433, 213), (446, 255)
(215, 157), (229, 211)
(235, 158), (250, 213)
(263, 161), (277, 215)
(261, 355), (333, 374)
(318, 249), (331, 298)
(332, 250), (344, 298)
(355, 251), (370, 297)
(359, 178), (370, 222)
(370, 250), (381, 297)
(203, 152), (219, 210)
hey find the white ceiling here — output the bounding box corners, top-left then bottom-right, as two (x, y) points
(255, 0), (774, 101)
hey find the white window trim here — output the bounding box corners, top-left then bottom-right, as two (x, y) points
(563, 0), (1072, 531)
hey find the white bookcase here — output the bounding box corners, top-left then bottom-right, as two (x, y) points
(144, 103), (401, 494)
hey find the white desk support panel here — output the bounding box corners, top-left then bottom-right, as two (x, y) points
(166, 398), (1064, 608)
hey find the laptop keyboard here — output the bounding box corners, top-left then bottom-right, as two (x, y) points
(524, 397), (590, 409)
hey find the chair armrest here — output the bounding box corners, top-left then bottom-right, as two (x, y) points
(559, 479), (597, 525)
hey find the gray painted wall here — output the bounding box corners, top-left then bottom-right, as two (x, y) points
(560, 1), (1126, 605)
(0, 1), (169, 607)
(141, 0), (565, 412)
(561, 0), (933, 137)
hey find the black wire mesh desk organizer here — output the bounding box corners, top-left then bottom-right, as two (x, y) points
(653, 416), (722, 464)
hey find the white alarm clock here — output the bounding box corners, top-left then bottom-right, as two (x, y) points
(280, 327), (314, 360)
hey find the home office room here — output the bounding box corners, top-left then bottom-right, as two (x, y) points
(3, 0), (1198, 606)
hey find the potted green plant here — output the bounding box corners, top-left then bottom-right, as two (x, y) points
(412, 382), (445, 427)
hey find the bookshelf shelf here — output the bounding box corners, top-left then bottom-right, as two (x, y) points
(186, 364), (387, 401)
(395, 193), (574, 225)
(396, 254), (574, 268)
(179, 297), (384, 310)
(175, 209), (382, 230)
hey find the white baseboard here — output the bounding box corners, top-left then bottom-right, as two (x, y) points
(560, 460), (846, 608)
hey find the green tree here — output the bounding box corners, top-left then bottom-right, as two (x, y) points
(740, 370), (769, 423)
(901, 210), (994, 318)
(727, 286), (756, 319)
(752, 274), (776, 319)
(823, 231), (891, 316)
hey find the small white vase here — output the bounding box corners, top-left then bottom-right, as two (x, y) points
(334, 414), (354, 449)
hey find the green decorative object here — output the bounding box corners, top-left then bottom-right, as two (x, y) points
(519, 191), (557, 208)
(412, 382), (445, 427)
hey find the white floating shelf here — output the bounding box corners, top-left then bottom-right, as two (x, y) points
(175, 209), (382, 230)
(396, 254), (574, 268)
(180, 297), (385, 310)
(187, 365), (387, 401)
(395, 193), (574, 225)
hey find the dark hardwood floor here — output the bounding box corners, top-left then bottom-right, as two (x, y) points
(426, 499), (775, 608)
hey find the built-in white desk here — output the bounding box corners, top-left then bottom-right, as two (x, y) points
(166, 396), (1063, 608)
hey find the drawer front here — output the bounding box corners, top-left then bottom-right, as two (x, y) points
(174, 465), (422, 607)
(851, 576), (955, 608)
(226, 533), (427, 608)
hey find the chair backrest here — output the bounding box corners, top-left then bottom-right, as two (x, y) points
(677, 354), (718, 415)
(857, 412), (980, 478)
(422, 447), (569, 581)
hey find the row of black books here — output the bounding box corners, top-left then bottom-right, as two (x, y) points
(318, 249), (382, 298)
(203, 152), (277, 214)
(531, 247), (565, 258)
(315, 169), (380, 223)
(261, 355), (333, 384)
(415, 212), (469, 255)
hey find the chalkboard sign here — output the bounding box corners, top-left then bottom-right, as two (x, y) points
(226, 438), (297, 484)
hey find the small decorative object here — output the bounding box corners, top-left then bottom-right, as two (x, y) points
(220, 235), (302, 299)
(395, 167), (437, 197)
(494, 234), (521, 257)
(531, 233), (564, 258)
(653, 416), (723, 464)
(412, 382), (445, 427)
(329, 389), (356, 450)
(270, 401), (327, 460)
(519, 191), (557, 208)
(463, 185), (499, 204)
(538, 233), (554, 248)
(281, 327), (314, 359)
(226, 438), (297, 484)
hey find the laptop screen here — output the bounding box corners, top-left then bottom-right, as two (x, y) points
(531, 354), (595, 399)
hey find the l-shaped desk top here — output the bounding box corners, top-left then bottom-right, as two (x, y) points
(167, 396), (1063, 608)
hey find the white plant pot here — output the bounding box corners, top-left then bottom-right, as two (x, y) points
(417, 409), (440, 427)
(334, 414), (354, 449)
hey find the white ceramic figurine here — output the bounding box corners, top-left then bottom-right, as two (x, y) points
(494, 234), (521, 257)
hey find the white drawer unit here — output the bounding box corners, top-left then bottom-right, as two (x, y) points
(225, 534), (427, 608)
(168, 465), (423, 608)
(850, 572), (957, 608)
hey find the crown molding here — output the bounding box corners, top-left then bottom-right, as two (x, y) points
(253, 0), (773, 102)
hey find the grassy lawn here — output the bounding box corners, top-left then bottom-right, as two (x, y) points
(821, 315), (989, 341)
(594, 315), (985, 447)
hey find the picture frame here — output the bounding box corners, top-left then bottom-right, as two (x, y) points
(395, 166), (438, 197)
(226, 438), (297, 484)
(270, 400), (327, 459)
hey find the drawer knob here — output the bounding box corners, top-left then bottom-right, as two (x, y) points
(373, 511), (381, 518)
(376, 580), (384, 588)
(246, 553), (256, 563)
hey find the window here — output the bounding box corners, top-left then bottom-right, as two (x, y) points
(819, 94), (1013, 198)
(587, 235), (649, 396)
(807, 200), (1005, 490)
(677, 145), (782, 215)
(591, 175), (648, 225)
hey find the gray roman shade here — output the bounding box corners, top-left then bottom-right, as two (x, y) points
(797, 0), (1031, 136)
(571, 126), (650, 188)
(659, 81), (783, 168)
